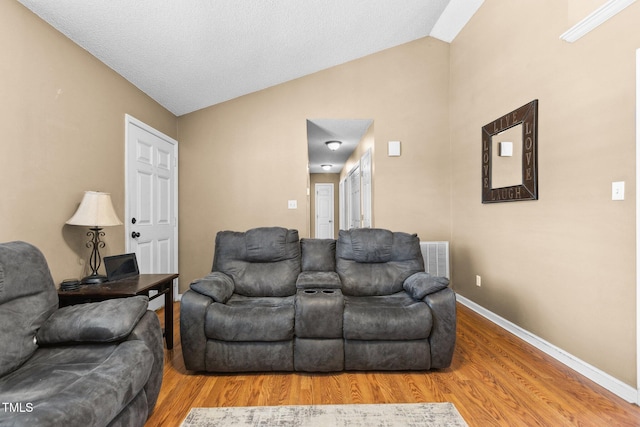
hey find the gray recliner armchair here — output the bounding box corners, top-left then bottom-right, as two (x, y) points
(180, 227), (301, 372)
(0, 241), (164, 427)
(336, 228), (456, 370)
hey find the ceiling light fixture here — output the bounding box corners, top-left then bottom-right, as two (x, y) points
(325, 140), (342, 151)
(321, 164), (332, 171)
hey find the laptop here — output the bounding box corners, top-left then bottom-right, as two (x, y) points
(104, 253), (139, 281)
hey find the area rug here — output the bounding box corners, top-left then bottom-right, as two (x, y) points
(181, 402), (468, 427)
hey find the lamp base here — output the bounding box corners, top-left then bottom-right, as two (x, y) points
(81, 274), (108, 285)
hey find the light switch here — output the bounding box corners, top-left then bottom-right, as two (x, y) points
(612, 181), (625, 201)
(288, 200), (297, 209)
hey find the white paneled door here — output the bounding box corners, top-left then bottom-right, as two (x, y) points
(315, 183), (334, 239)
(125, 115), (178, 309)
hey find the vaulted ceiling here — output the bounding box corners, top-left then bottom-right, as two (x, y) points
(17, 0), (483, 116)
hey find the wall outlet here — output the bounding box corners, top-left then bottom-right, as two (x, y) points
(288, 200), (297, 209)
(476, 275), (482, 287)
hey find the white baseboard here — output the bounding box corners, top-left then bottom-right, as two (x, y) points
(456, 295), (637, 403)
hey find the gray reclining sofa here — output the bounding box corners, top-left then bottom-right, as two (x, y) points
(0, 241), (164, 427)
(180, 227), (456, 373)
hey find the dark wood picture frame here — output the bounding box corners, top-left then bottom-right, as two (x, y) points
(482, 99), (538, 203)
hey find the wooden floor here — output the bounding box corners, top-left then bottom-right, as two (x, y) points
(146, 302), (640, 426)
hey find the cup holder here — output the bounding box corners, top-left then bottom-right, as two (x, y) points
(301, 289), (337, 295)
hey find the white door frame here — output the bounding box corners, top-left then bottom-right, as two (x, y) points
(347, 164), (361, 229)
(124, 114), (179, 298)
(339, 178), (346, 230)
(636, 49), (640, 405)
(361, 148), (372, 228)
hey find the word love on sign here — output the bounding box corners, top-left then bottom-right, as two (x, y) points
(482, 100), (538, 203)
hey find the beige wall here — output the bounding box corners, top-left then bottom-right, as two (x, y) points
(0, 1), (177, 284)
(7, 0), (636, 391)
(450, 0), (639, 386)
(568, 0), (609, 26)
(177, 37), (452, 290)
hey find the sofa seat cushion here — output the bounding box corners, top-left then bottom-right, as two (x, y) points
(205, 295), (295, 342)
(343, 292), (432, 340)
(0, 341), (153, 427)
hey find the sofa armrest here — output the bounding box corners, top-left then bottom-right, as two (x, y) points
(180, 290), (213, 371)
(403, 272), (449, 300)
(126, 310), (164, 413)
(36, 295), (148, 345)
(189, 272), (235, 303)
(296, 271), (341, 289)
(423, 287), (456, 369)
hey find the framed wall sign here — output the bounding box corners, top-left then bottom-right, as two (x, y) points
(482, 100), (538, 203)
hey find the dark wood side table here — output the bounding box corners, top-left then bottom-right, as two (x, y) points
(58, 273), (179, 349)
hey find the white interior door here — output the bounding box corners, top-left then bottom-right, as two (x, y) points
(315, 183), (334, 238)
(125, 115), (178, 309)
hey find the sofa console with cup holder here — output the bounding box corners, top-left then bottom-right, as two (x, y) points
(180, 227), (456, 373)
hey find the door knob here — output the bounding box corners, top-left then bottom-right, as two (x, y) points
(131, 231), (141, 239)
(131, 218), (137, 224)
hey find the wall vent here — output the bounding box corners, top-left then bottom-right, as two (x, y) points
(420, 241), (450, 279)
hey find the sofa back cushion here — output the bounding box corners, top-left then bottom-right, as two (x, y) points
(213, 227), (300, 297)
(0, 241), (59, 376)
(336, 229), (424, 296)
(300, 238), (336, 271)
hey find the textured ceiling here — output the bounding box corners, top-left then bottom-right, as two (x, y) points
(16, 0), (483, 116)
